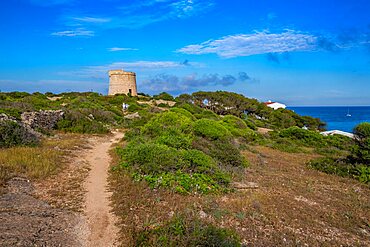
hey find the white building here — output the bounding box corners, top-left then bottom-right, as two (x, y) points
(265, 100), (286, 110)
(321, 130), (354, 139)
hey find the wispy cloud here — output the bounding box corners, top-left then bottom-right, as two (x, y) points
(72, 17), (111, 24)
(141, 72), (258, 93)
(0, 79), (107, 93)
(62, 60), (202, 79)
(176, 30), (317, 58)
(28, 0), (75, 6)
(51, 28), (94, 37)
(108, 47), (138, 52)
(107, 0), (213, 29)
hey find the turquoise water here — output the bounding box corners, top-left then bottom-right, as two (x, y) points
(288, 106), (370, 133)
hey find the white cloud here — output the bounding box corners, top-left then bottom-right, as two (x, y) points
(115, 0), (214, 28)
(108, 47), (138, 52)
(61, 60), (202, 79)
(176, 30), (317, 58)
(72, 17), (111, 24)
(51, 28), (94, 37)
(0, 79), (107, 93)
(141, 72), (257, 93)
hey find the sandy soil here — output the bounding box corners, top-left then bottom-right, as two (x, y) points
(84, 131), (124, 247)
(0, 131), (124, 247)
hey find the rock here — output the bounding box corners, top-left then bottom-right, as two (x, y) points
(21, 110), (64, 131)
(0, 113), (41, 139)
(0, 113), (17, 122)
(124, 112), (141, 119)
(232, 182), (259, 189)
(199, 210), (207, 219)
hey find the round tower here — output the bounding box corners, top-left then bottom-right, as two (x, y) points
(108, 69), (138, 96)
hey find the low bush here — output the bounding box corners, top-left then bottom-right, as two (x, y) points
(193, 119), (231, 140)
(351, 122), (370, 164)
(277, 127), (325, 147)
(170, 107), (196, 120)
(56, 110), (109, 134)
(117, 98), (254, 194)
(221, 115), (257, 141)
(192, 137), (249, 168)
(142, 111), (193, 137)
(308, 157), (370, 183)
(133, 214), (241, 247)
(0, 120), (39, 148)
(117, 144), (231, 194)
(155, 132), (193, 149)
(194, 110), (220, 120)
(154, 92), (175, 101)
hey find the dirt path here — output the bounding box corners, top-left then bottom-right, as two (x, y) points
(83, 131), (124, 247)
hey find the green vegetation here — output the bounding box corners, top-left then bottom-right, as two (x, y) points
(350, 122), (370, 164)
(116, 104), (251, 194)
(154, 92), (175, 101)
(133, 214), (241, 247)
(308, 122), (370, 183)
(177, 91), (325, 130)
(1, 90), (367, 187)
(0, 120), (39, 148)
(0, 133), (85, 190)
(308, 157), (370, 183)
(0, 91), (136, 134)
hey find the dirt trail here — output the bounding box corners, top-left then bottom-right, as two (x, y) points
(83, 131), (124, 247)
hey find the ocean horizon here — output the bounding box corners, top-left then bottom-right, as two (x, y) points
(288, 106), (370, 133)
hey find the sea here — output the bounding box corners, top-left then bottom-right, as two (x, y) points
(288, 106), (370, 133)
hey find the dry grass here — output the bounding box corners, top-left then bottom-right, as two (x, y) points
(0, 147), (61, 186)
(110, 144), (370, 246)
(32, 132), (92, 211)
(0, 132), (90, 195)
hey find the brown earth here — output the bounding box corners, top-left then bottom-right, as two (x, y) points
(0, 131), (124, 247)
(110, 145), (370, 246)
(84, 131), (124, 247)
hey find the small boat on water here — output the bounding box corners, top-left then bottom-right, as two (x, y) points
(346, 108), (351, 117)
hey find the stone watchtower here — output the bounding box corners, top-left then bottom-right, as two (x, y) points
(108, 69), (138, 96)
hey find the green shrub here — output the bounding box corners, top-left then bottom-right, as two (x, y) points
(193, 119), (231, 140)
(194, 110), (220, 120)
(221, 115), (257, 141)
(142, 111), (193, 137)
(193, 137), (249, 168)
(170, 107), (196, 120)
(128, 103), (143, 112)
(352, 122), (370, 164)
(56, 110), (109, 134)
(0, 121), (39, 148)
(119, 143), (184, 174)
(117, 144), (231, 193)
(178, 103), (203, 115)
(154, 92), (175, 101)
(308, 157), (370, 183)
(155, 132), (193, 149)
(278, 127), (325, 147)
(139, 171), (225, 194)
(134, 214), (241, 247)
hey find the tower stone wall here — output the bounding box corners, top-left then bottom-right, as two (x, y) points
(108, 69), (138, 96)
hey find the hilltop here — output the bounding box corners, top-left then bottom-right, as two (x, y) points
(0, 91), (369, 246)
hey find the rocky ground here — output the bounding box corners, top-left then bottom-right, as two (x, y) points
(0, 177), (86, 246)
(0, 132), (123, 247)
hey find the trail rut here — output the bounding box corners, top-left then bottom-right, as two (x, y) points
(83, 131), (124, 247)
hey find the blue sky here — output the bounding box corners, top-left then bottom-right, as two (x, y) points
(0, 0), (369, 105)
